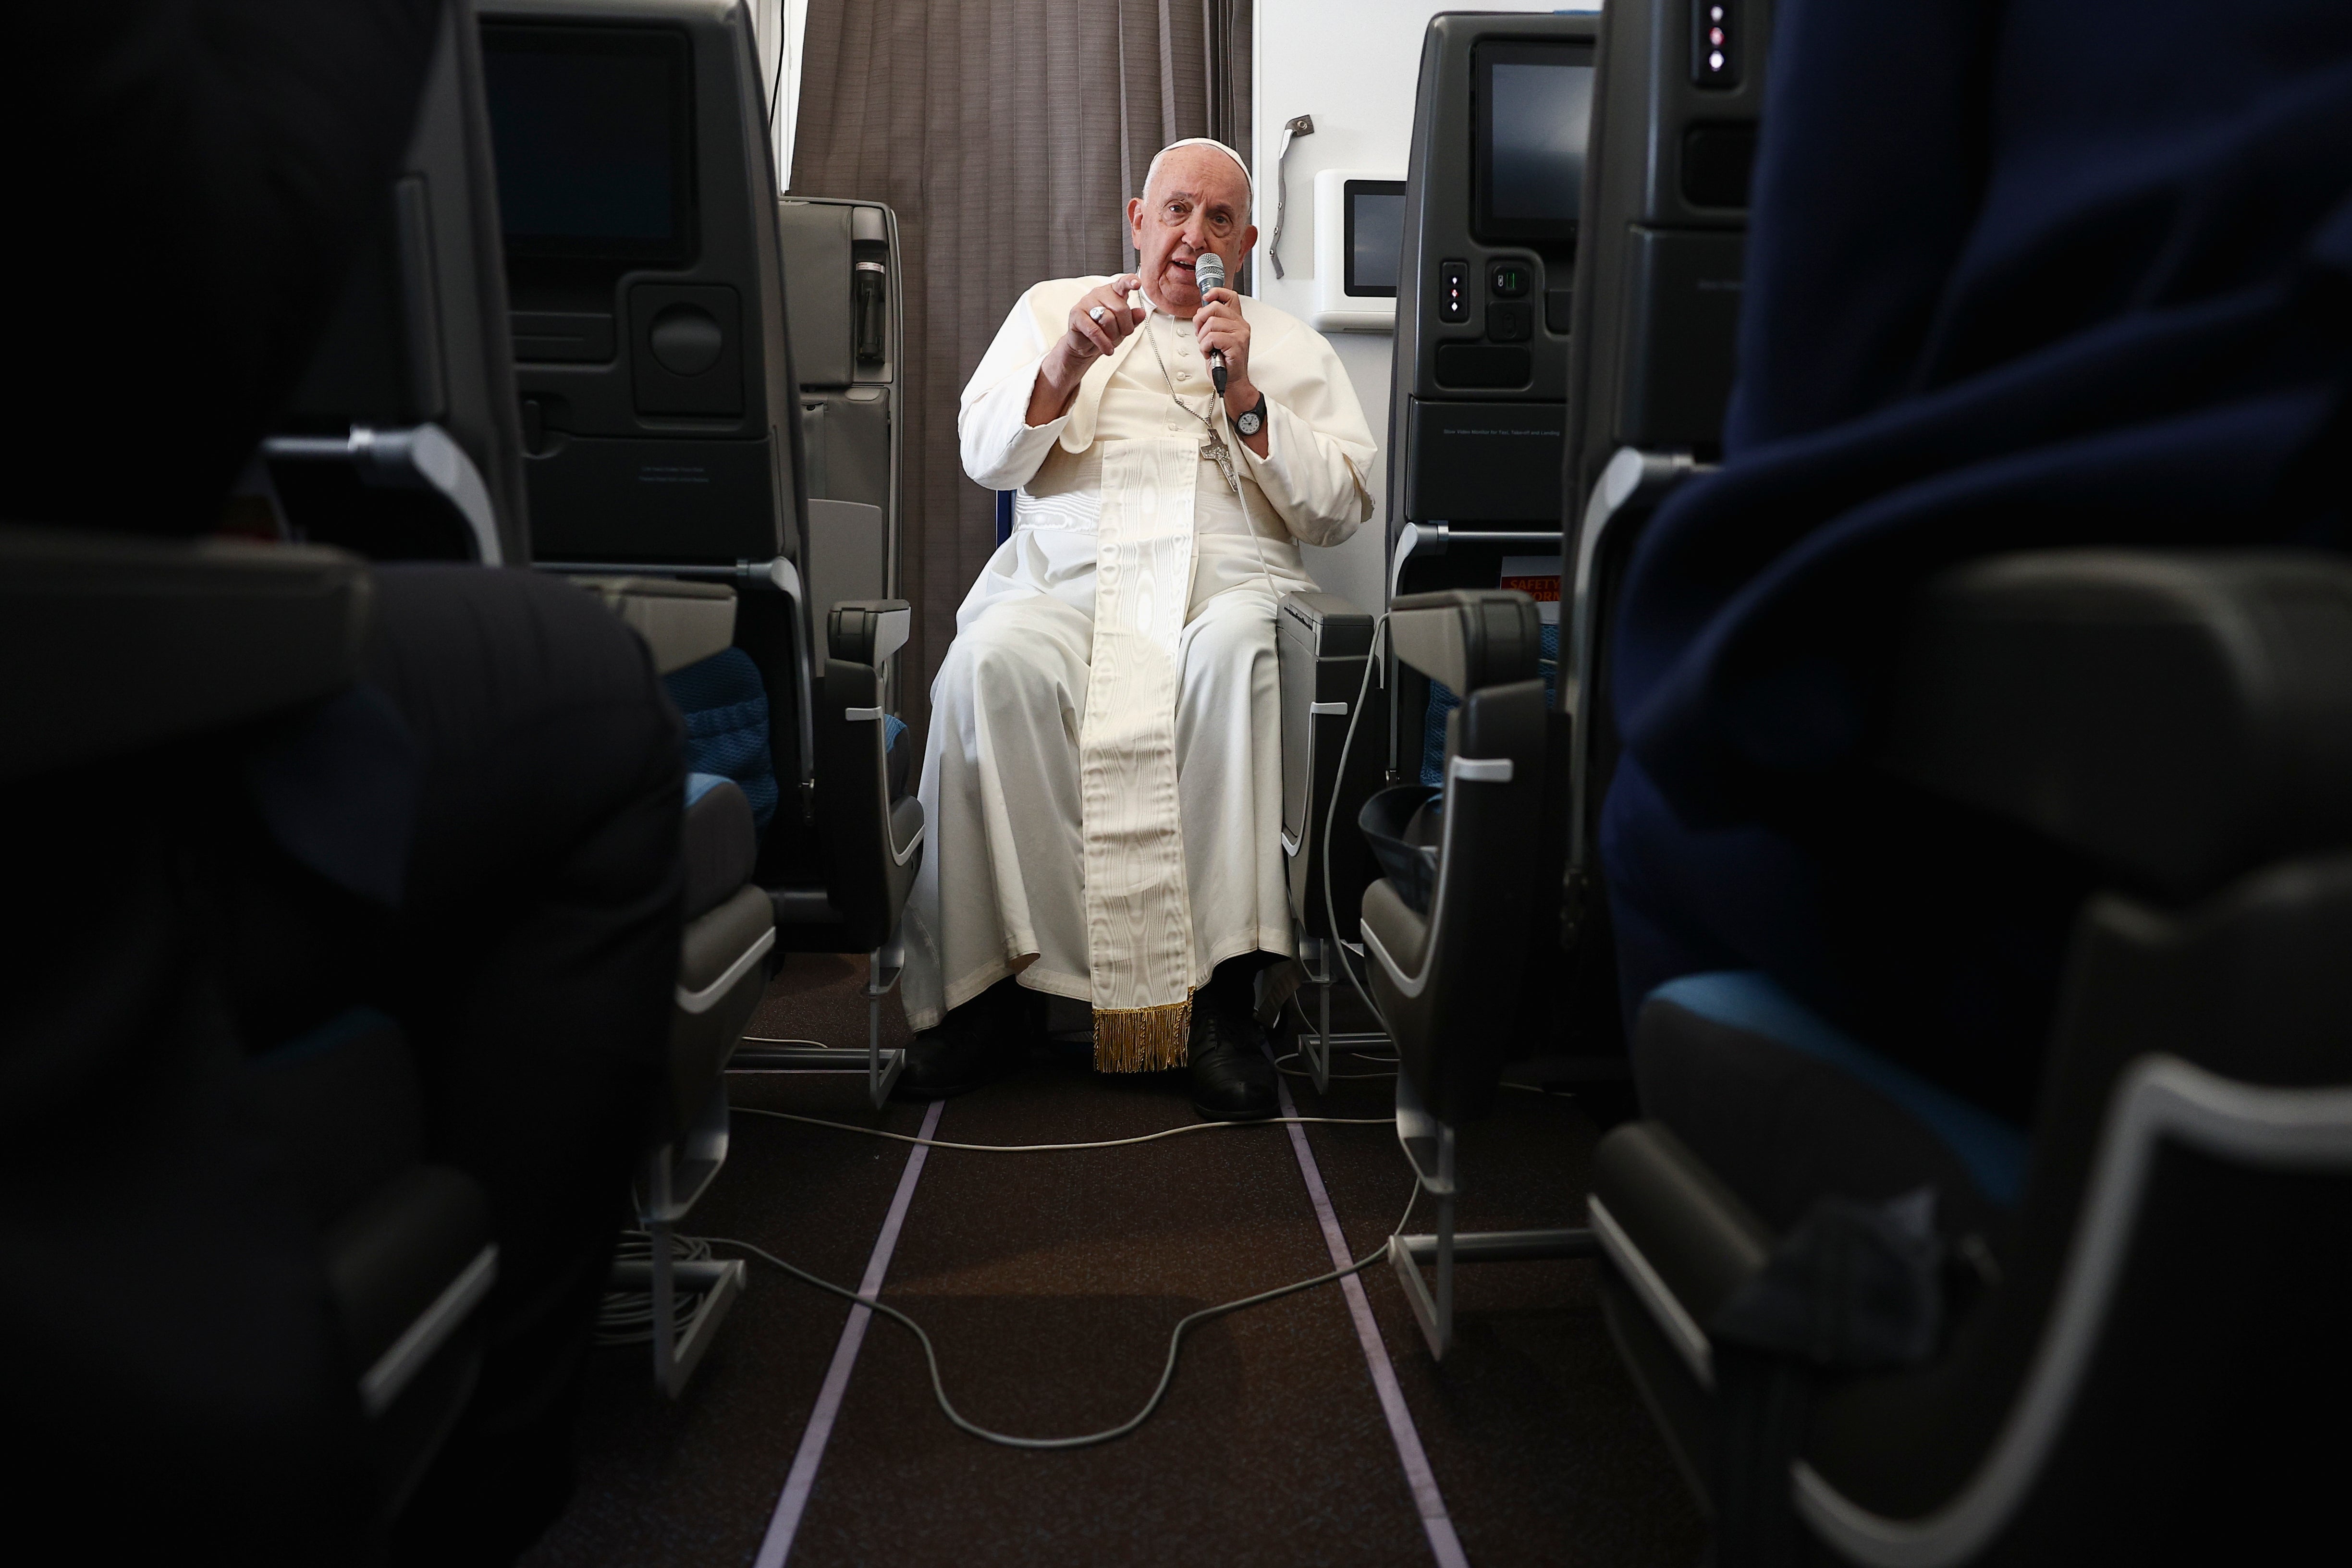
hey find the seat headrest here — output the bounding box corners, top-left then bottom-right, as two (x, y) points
(1389, 589), (1545, 694)
(0, 527), (372, 784)
(572, 576), (739, 674)
(1884, 550), (2352, 902)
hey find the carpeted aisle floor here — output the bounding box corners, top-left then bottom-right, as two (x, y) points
(522, 957), (1705, 1568)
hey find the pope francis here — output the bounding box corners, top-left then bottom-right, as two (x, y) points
(898, 137), (1375, 1120)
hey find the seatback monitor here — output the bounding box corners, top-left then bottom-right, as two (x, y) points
(482, 27), (693, 262)
(1475, 42), (1594, 242)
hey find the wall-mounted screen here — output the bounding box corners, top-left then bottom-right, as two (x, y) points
(1472, 40), (1594, 243)
(1344, 180), (1406, 297)
(482, 24), (696, 263)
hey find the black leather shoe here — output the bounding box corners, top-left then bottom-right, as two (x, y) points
(896, 1026), (1004, 1099)
(1189, 1001), (1277, 1121)
(895, 980), (1033, 1100)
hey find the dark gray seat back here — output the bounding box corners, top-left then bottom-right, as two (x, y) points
(1387, 10), (1602, 618)
(1552, 0), (1774, 1037)
(778, 197), (905, 714)
(1390, 11), (1601, 544)
(482, 0), (821, 839)
(482, 0), (806, 574)
(778, 204), (901, 592)
(266, 0), (530, 567)
(1562, 0), (1769, 517)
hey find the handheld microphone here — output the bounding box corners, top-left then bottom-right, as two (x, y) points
(1192, 252), (1229, 393)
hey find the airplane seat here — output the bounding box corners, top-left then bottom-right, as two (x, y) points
(1279, 8), (1606, 1086)
(1364, 588), (1549, 1119)
(1372, 2), (1761, 1090)
(1386, 9), (1602, 598)
(1553, 0), (1771, 1047)
(1354, 587), (1600, 1357)
(1386, 0), (1773, 1099)
(1591, 550), (2352, 1561)
(778, 197), (906, 708)
(1352, 0), (1777, 1362)
(569, 573), (774, 1393)
(263, 0), (530, 567)
(1, 527), (498, 1523)
(480, 0), (920, 1105)
(1382, 9), (1602, 919)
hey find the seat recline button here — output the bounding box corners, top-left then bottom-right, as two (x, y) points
(649, 306), (726, 377)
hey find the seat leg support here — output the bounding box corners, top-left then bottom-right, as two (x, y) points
(863, 931), (907, 1109)
(1397, 1228), (1597, 1264)
(627, 1132), (748, 1398)
(635, 1215), (746, 1399)
(1389, 1101), (1459, 1359)
(726, 929), (909, 1104)
(1296, 936), (1389, 1095)
(1387, 1075), (1593, 1359)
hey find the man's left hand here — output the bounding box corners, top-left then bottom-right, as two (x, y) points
(1194, 287), (1265, 452)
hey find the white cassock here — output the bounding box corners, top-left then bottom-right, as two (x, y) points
(900, 276), (1375, 1066)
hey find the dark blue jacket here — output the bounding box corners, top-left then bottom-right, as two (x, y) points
(1603, 0), (2352, 1119)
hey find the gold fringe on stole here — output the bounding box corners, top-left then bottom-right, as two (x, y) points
(1091, 992), (1193, 1072)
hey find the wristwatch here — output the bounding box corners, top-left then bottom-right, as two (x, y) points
(1233, 392), (1268, 438)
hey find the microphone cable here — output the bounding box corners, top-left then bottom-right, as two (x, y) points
(700, 1179), (1418, 1451)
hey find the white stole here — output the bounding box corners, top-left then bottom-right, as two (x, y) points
(1081, 433), (1202, 1068)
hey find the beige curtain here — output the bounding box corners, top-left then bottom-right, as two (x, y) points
(791, 0), (1251, 742)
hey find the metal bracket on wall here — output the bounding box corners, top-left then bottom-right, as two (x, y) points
(1270, 115), (1316, 280)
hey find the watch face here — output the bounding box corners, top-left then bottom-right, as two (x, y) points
(1237, 409), (1263, 435)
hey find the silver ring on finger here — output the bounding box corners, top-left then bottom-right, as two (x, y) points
(1089, 305), (1108, 323)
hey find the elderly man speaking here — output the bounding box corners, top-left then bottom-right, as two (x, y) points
(899, 137), (1375, 1119)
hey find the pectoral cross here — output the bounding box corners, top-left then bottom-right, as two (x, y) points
(1200, 431), (1239, 491)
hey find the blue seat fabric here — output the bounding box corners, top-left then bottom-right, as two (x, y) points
(664, 648), (778, 833)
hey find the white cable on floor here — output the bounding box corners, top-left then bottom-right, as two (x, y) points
(730, 1102), (1390, 1150)
(702, 1182), (1418, 1450)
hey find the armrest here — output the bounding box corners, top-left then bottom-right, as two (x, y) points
(1882, 550), (2352, 902)
(1390, 588), (1544, 695)
(827, 599), (910, 669)
(1, 526), (370, 784)
(1591, 1120), (1775, 1386)
(1277, 590), (1375, 656)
